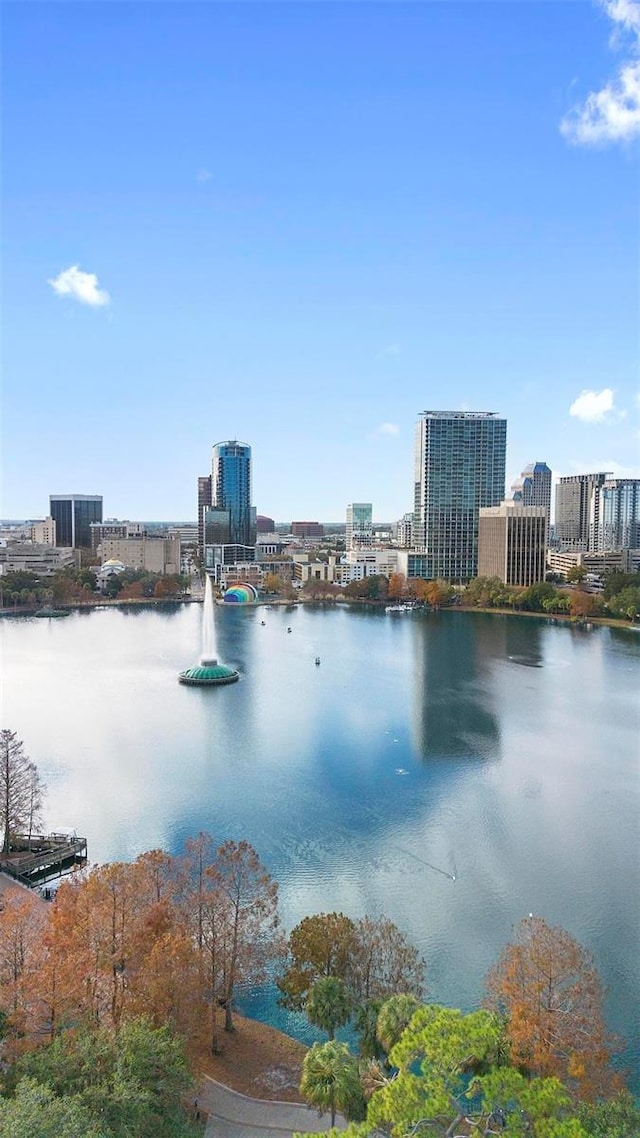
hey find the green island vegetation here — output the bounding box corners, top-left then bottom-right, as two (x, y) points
(0, 736), (637, 1138)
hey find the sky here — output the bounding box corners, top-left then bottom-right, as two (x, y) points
(2, 0), (639, 523)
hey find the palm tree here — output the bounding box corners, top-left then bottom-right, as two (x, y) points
(376, 993), (421, 1055)
(299, 1040), (365, 1127)
(305, 976), (352, 1040)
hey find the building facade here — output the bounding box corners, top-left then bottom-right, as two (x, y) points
(211, 441), (256, 547)
(50, 495), (103, 549)
(346, 503), (373, 550)
(97, 537), (181, 575)
(30, 517), (56, 545)
(510, 462), (552, 530)
(291, 521), (324, 538)
(597, 478), (640, 551)
(413, 411), (507, 581)
(554, 473), (611, 551)
(478, 502), (547, 586)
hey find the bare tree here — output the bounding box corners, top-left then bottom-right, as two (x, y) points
(0, 730), (45, 855)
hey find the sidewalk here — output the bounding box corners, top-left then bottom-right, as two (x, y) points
(199, 1075), (347, 1137)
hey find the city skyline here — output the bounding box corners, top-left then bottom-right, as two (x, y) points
(3, 1), (639, 521)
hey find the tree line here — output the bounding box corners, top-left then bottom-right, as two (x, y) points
(0, 847), (636, 1135)
(293, 915), (636, 1137)
(0, 566), (189, 607)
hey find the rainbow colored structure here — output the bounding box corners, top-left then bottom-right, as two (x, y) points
(223, 583), (259, 604)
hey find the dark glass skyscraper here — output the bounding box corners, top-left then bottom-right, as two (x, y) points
(414, 411), (506, 581)
(211, 441), (256, 547)
(50, 495), (103, 548)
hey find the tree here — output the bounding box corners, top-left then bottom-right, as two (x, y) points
(348, 917), (425, 1005)
(206, 839), (281, 1032)
(387, 573), (407, 600)
(300, 1040), (366, 1127)
(578, 1092), (640, 1137)
(367, 1004), (584, 1138)
(306, 977), (352, 1039)
(278, 913), (356, 1011)
(485, 916), (620, 1100)
(569, 590), (600, 619)
(0, 730), (45, 854)
(567, 565), (587, 585)
(0, 1078), (104, 1138)
(375, 992), (421, 1054)
(11, 1019), (198, 1138)
(353, 998), (384, 1060)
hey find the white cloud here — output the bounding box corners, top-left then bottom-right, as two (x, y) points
(569, 458), (640, 478)
(569, 388), (616, 421)
(382, 344), (401, 357)
(197, 168), (212, 183)
(48, 265), (110, 307)
(369, 422), (400, 441)
(561, 0), (640, 144)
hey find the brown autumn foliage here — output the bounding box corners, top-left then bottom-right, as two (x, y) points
(387, 573), (408, 600)
(485, 915), (621, 1101)
(0, 835), (281, 1066)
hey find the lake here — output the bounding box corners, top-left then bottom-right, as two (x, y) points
(2, 602), (639, 1083)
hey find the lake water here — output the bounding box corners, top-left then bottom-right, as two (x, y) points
(2, 603), (639, 1083)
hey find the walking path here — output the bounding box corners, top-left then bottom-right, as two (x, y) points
(199, 1076), (347, 1137)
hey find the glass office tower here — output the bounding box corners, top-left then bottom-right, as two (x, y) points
(414, 411), (506, 581)
(346, 503), (373, 550)
(211, 441), (256, 547)
(50, 495), (103, 548)
(598, 478), (640, 550)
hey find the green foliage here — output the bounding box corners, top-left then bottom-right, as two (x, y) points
(306, 977), (353, 1039)
(11, 1019), (199, 1138)
(607, 585), (640, 621)
(602, 571), (640, 600)
(577, 1092), (640, 1137)
(344, 575), (389, 601)
(278, 913), (356, 1010)
(375, 993), (421, 1054)
(354, 999), (384, 1059)
(300, 1040), (366, 1127)
(0, 1078), (106, 1138)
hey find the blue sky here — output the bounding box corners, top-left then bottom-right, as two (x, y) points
(3, 0), (639, 522)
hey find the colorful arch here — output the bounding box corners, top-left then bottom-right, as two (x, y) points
(223, 583), (259, 604)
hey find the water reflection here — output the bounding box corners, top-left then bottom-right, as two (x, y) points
(412, 613), (502, 761)
(1, 605), (638, 1087)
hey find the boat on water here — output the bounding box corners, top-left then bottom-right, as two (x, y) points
(384, 603), (414, 613)
(34, 607), (70, 618)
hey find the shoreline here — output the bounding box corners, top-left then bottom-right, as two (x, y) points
(1, 594), (636, 632)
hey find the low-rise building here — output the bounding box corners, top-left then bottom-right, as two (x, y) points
(341, 548), (398, 583)
(0, 543), (76, 575)
(97, 536), (181, 575)
(547, 547), (640, 579)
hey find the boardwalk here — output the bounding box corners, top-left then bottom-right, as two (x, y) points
(0, 833), (87, 888)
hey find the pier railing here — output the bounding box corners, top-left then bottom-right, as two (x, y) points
(0, 833), (88, 888)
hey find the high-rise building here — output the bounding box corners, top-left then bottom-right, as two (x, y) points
(511, 462), (552, 530)
(211, 441), (256, 547)
(50, 495), (103, 549)
(413, 411), (506, 581)
(197, 475), (212, 556)
(30, 517), (56, 545)
(346, 503), (373, 550)
(598, 479), (640, 550)
(555, 473), (611, 550)
(478, 501), (547, 586)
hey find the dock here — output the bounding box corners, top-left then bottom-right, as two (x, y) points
(0, 833), (88, 890)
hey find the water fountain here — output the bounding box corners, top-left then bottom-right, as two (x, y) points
(178, 575), (240, 686)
